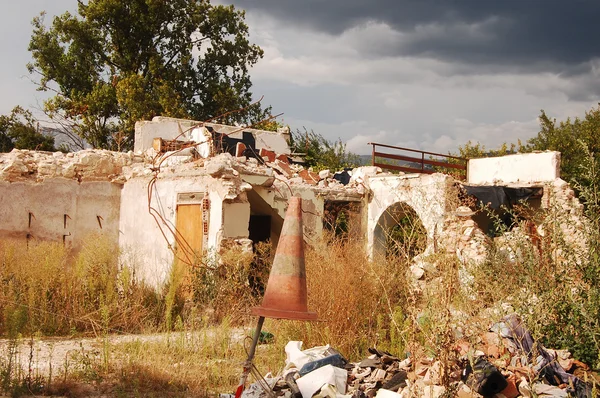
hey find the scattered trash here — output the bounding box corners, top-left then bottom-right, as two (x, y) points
(462, 357), (507, 396)
(232, 314), (595, 398)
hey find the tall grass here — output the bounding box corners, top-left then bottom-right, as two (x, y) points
(264, 236), (412, 360)
(0, 236), (162, 337)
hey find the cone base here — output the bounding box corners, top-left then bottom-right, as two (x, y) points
(252, 306), (318, 321)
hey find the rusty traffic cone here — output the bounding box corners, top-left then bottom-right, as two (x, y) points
(236, 197), (317, 397)
(252, 196), (318, 321)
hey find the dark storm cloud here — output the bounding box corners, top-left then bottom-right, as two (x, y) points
(231, 0), (600, 69)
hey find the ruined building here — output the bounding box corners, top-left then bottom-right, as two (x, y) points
(0, 117), (586, 288)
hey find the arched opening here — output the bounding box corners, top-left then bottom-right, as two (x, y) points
(373, 202), (427, 260)
(323, 200), (362, 240)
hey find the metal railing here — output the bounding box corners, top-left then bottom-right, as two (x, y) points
(368, 142), (468, 179)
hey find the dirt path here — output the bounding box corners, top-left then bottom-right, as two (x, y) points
(0, 329), (246, 380)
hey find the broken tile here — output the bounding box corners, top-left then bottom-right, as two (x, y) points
(299, 169), (320, 185)
(495, 374), (519, 398)
(235, 142), (246, 157)
(276, 154), (289, 163)
(260, 148), (276, 163)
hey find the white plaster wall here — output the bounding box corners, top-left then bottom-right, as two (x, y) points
(118, 175), (247, 288)
(467, 151), (560, 185)
(222, 201), (251, 238)
(265, 183), (328, 241)
(0, 180), (121, 248)
(134, 117), (290, 154)
(366, 173), (452, 259)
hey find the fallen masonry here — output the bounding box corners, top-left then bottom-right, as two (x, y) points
(229, 314), (593, 398)
(0, 116), (589, 289)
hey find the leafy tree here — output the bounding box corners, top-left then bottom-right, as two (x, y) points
(0, 106), (55, 152)
(522, 106), (600, 187)
(291, 128), (359, 172)
(453, 140), (516, 159)
(27, 0), (270, 150)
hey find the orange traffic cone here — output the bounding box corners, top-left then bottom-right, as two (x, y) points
(252, 196), (318, 321)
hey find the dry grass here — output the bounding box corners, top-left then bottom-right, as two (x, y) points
(264, 235), (412, 360)
(0, 236), (163, 337)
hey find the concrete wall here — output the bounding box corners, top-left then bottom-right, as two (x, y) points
(367, 173), (453, 258)
(0, 180), (121, 249)
(467, 151), (560, 185)
(118, 174), (252, 287)
(260, 182), (364, 243)
(134, 116), (291, 154)
(223, 200), (251, 238)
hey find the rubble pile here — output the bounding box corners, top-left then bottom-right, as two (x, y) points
(0, 145), (382, 192)
(541, 179), (589, 265)
(438, 206), (489, 265)
(147, 143), (386, 193)
(0, 148), (145, 183)
(237, 315), (593, 398)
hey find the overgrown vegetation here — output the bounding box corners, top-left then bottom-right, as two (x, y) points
(0, 236), (161, 336)
(523, 106), (600, 191)
(290, 128), (360, 172)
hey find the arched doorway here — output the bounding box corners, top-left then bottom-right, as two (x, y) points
(373, 202), (427, 260)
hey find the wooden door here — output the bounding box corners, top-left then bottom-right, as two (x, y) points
(175, 204), (204, 261)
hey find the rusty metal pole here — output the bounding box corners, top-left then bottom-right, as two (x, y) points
(371, 143), (375, 166)
(235, 316), (265, 398)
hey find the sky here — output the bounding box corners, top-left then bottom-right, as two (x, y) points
(1, 1), (599, 155)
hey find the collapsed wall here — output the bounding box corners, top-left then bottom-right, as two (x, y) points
(434, 151), (588, 272)
(0, 149), (139, 249)
(0, 118), (370, 288)
(0, 123), (588, 291)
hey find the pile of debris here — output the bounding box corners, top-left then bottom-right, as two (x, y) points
(0, 148), (144, 183)
(235, 315), (593, 398)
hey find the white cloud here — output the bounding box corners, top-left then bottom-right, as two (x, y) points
(346, 130), (390, 153)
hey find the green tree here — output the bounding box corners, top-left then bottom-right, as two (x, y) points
(28, 0), (269, 151)
(453, 140), (516, 159)
(523, 106), (600, 187)
(291, 128), (359, 172)
(0, 106), (55, 152)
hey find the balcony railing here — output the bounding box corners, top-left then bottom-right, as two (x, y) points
(368, 142), (468, 179)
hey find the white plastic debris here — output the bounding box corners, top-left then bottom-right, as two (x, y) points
(296, 364), (347, 398)
(284, 341), (331, 370)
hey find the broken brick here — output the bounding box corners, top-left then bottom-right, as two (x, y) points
(276, 154), (289, 164)
(272, 159), (293, 178)
(235, 142), (246, 157)
(496, 374), (519, 398)
(260, 148), (276, 163)
(299, 169), (319, 185)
